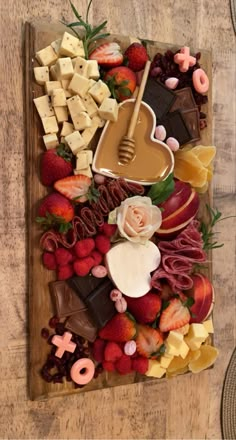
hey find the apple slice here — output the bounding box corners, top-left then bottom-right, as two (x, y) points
(105, 241), (161, 298)
(187, 273), (214, 323)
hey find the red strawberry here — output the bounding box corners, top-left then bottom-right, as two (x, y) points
(74, 238), (95, 258)
(42, 252), (57, 270)
(115, 355), (132, 375)
(90, 250), (103, 266)
(89, 42), (123, 67)
(57, 264), (74, 280)
(92, 338), (106, 363)
(41, 145), (73, 186)
(99, 223), (117, 238)
(136, 325), (164, 359)
(54, 248), (73, 266)
(104, 66), (137, 102)
(124, 292), (162, 324)
(102, 361), (116, 372)
(159, 298), (191, 332)
(99, 313), (136, 342)
(94, 234), (111, 254)
(104, 342), (123, 362)
(54, 175), (94, 203)
(37, 193), (74, 232)
(132, 356), (149, 374)
(124, 43), (149, 71)
(73, 257), (94, 277)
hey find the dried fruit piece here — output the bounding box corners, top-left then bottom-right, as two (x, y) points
(188, 345), (219, 373)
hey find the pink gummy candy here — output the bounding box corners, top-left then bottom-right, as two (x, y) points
(174, 46), (196, 73)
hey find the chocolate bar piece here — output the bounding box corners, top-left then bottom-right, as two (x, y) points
(170, 87), (197, 112)
(159, 110), (191, 146)
(181, 108), (201, 143)
(49, 281), (87, 318)
(85, 277), (116, 328)
(143, 78), (176, 121)
(67, 274), (104, 301)
(65, 311), (98, 342)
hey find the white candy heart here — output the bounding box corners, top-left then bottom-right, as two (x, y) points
(105, 241), (161, 298)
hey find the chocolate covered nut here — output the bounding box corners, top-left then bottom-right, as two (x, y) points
(49, 281), (87, 318)
(143, 78), (176, 120)
(65, 310), (98, 342)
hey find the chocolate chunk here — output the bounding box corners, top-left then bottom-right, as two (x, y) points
(67, 274), (103, 301)
(143, 78), (176, 121)
(170, 87), (197, 112)
(85, 278), (116, 328)
(181, 108), (201, 143)
(49, 281), (87, 318)
(159, 110), (191, 146)
(65, 311), (98, 342)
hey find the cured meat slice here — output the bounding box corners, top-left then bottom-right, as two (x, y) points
(80, 207), (97, 235)
(40, 230), (60, 252)
(162, 254), (193, 274)
(151, 267), (193, 292)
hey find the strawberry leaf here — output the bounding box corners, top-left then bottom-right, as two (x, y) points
(118, 87), (132, 97)
(151, 343), (166, 357)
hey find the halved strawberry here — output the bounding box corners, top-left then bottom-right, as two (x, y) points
(159, 298), (191, 332)
(54, 175), (99, 203)
(136, 325), (164, 359)
(89, 42), (123, 68)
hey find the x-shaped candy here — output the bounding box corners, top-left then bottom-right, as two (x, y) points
(174, 46), (196, 73)
(52, 331), (76, 358)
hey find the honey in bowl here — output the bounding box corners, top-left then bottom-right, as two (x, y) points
(92, 99), (174, 184)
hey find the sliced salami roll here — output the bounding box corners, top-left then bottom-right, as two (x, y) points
(162, 254), (193, 274)
(40, 230), (60, 252)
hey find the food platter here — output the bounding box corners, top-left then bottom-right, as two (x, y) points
(25, 20), (215, 401)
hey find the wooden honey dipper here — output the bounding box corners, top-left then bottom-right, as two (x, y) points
(118, 59), (151, 165)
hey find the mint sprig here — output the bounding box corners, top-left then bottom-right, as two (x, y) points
(147, 173), (174, 205)
(200, 204), (236, 251)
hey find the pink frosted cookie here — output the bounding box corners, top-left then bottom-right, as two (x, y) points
(70, 358), (95, 385)
(52, 331), (76, 358)
(192, 68), (209, 94)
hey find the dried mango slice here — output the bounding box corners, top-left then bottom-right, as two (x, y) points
(174, 151), (208, 188)
(188, 345), (219, 373)
(166, 366), (189, 378)
(191, 145), (216, 167)
(167, 349), (201, 374)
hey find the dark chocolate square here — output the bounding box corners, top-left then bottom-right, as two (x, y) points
(181, 108), (201, 143)
(85, 278), (116, 328)
(67, 275), (104, 301)
(49, 280), (87, 318)
(142, 78), (176, 121)
(170, 87), (197, 112)
(159, 110), (192, 146)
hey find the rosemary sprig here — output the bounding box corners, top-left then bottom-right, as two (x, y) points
(200, 204), (235, 251)
(62, 0), (110, 59)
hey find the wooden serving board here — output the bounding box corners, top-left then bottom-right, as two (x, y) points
(25, 21), (213, 401)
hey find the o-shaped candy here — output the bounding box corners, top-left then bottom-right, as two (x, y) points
(192, 68), (209, 94)
(70, 358), (95, 385)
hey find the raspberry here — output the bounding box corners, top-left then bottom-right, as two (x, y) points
(74, 238), (95, 258)
(42, 252), (57, 270)
(54, 248), (73, 266)
(95, 234), (111, 254)
(132, 356), (149, 374)
(90, 250), (103, 266)
(104, 342), (123, 362)
(57, 264), (74, 280)
(115, 355), (133, 375)
(98, 223), (117, 238)
(102, 361), (116, 372)
(92, 338), (106, 363)
(73, 256), (94, 277)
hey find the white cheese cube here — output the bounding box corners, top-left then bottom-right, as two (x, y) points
(49, 65), (60, 80)
(33, 95), (54, 118)
(68, 73), (90, 98)
(83, 94), (98, 117)
(86, 60), (100, 80)
(98, 97), (118, 122)
(51, 88), (67, 107)
(84, 150), (93, 164)
(54, 106), (68, 123)
(175, 324), (190, 335)
(61, 121), (74, 137)
(74, 166), (92, 177)
(145, 360), (166, 378)
(45, 80), (62, 95)
(74, 57), (89, 77)
(188, 323), (209, 343)
(88, 80), (111, 105)
(81, 121), (99, 147)
(76, 152), (89, 170)
(43, 133), (59, 150)
(61, 79), (70, 90)
(51, 38), (62, 55)
(72, 111), (92, 131)
(167, 331), (184, 350)
(36, 45), (58, 66)
(56, 57), (74, 80)
(92, 114), (105, 127)
(65, 130), (85, 154)
(88, 79), (96, 88)
(165, 342), (181, 357)
(42, 116), (59, 134)
(184, 336), (202, 351)
(59, 32), (85, 58)
(203, 319), (214, 334)
(34, 66), (49, 85)
(61, 136), (66, 143)
(160, 355), (174, 369)
(178, 340), (190, 359)
(67, 95), (86, 116)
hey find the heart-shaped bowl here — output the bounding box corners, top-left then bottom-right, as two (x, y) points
(92, 99), (174, 185)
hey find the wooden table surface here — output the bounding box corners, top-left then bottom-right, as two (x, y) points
(0, 0), (235, 438)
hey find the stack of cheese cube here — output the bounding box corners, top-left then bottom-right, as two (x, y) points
(145, 320), (214, 378)
(33, 31), (119, 178)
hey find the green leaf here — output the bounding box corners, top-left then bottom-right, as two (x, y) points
(69, 1), (88, 28)
(151, 343), (166, 358)
(162, 300), (170, 311)
(88, 33), (110, 46)
(147, 173), (175, 205)
(88, 20), (108, 38)
(183, 297), (195, 308)
(118, 87), (132, 97)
